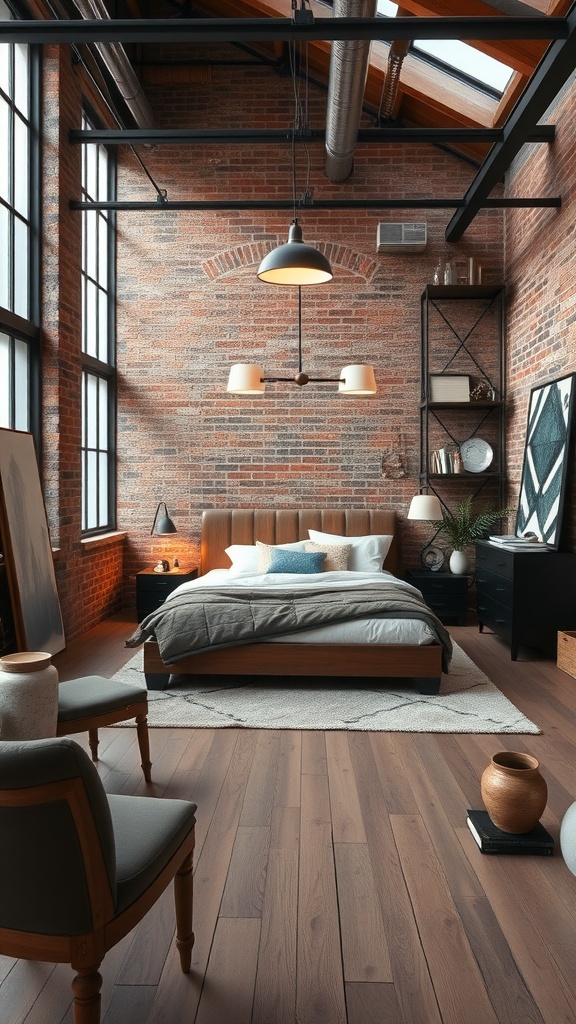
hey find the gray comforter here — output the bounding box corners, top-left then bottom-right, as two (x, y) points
(126, 579), (453, 671)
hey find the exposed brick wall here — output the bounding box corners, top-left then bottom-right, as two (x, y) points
(34, 40), (508, 637)
(115, 54), (505, 600)
(505, 73), (576, 551)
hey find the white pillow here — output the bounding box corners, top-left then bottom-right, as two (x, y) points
(224, 544), (260, 575)
(256, 539), (307, 572)
(307, 529), (393, 572)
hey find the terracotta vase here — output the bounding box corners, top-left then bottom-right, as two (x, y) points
(480, 751), (547, 834)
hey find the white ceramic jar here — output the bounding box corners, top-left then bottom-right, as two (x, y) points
(0, 651), (59, 739)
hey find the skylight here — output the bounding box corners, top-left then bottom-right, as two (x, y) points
(412, 39), (513, 94)
(376, 0), (513, 96)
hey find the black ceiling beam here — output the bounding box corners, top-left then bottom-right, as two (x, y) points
(446, 3), (576, 240)
(70, 126), (556, 145)
(69, 197), (561, 212)
(0, 16), (568, 45)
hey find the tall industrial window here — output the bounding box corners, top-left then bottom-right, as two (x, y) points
(0, 0), (40, 438)
(81, 110), (117, 534)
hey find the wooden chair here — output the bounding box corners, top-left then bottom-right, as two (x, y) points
(0, 736), (196, 1024)
(56, 675), (152, 782)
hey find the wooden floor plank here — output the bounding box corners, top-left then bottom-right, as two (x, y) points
(348, 733), (443, 1024)
(194, 918), (261, 1024)
(102, 984), (156, 1024)
(326, 732), (367, 843)
(219, 825), (269, 918)
(334, 842), (392, 983)
(368, 732), (419, 814)
(391, 813), (499, 1024)
(456, 825), (576, 1023)
(345, 981), (403, 1024)
(297, 772), (347, 1024)
(454, 895), (546, 1024)
(252, 808), (299, 1024)
(396, 735), (485, 899)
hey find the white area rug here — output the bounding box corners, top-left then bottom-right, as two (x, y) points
(110, 642), (540, 733)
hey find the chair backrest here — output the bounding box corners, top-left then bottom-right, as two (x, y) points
(0, 737), (117, 936)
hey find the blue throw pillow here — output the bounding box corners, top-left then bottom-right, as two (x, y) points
(266, 549), (326, 574)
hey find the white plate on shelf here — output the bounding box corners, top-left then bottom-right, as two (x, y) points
(460, 437), (493, 473)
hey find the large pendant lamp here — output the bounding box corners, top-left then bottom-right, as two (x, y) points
(257, 218), (333, 286)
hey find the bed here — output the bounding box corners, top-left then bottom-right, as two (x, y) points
(134, 508), (450, 695)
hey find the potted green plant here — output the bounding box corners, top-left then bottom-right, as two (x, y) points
(432, 496), (514, 574)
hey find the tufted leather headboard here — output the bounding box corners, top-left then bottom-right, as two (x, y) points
(200, 508), (398, 576)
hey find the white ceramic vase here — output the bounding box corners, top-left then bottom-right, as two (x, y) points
(0, 651), (59, 740)
(449, 549), (469, 575)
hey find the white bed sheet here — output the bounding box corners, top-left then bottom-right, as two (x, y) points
(165, 568), (436, 647)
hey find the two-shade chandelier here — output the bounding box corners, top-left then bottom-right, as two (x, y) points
(226, 37), (377, 398)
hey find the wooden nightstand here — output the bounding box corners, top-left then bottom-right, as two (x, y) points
(406, 570), (469, 626)
(136, 567), (198, 621)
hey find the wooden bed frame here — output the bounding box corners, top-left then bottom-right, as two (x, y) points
(143, 508), (444, 694)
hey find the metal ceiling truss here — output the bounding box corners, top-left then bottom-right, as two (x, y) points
(446, 3), (576, 240)
(0, 16), (569, 45)
(9, 8), (576, 229)
(70, 197), (560, 211)
(70, 126), (556, 145)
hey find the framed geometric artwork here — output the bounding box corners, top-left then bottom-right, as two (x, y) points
(516, 372), (576, 549)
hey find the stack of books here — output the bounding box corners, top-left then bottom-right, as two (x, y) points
(466, 809), (554, 855)
(487, 535), (551, 552)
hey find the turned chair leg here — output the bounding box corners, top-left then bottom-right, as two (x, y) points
(88, 729), (99, 762)
(174, 850), (195, 973)
(136, 715), (152, 783)
(71, 965), (103, 1024)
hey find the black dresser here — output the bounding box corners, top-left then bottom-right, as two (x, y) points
(475, 540), (576, 660)
(406, 570), (469, 626)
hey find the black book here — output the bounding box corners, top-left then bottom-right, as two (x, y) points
(466, 809), (554, 856)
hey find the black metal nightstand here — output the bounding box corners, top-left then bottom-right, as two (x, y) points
(136, 567), (198, 621)
(406, 570), (469, 626)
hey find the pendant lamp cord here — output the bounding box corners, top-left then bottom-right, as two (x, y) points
(289, 39), (313, 215)
(298, 286), (303, 373)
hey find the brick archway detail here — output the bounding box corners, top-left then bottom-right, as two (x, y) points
(202, 242), (378, 282)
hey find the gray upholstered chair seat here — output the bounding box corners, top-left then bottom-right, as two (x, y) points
(108, 794), (197, 914)
(56, 675), (152, 783)
(57, 676), (147, 720)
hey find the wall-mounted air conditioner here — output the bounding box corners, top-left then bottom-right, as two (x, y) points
(377, 222), (427, 253)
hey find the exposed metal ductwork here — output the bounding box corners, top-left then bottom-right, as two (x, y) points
(325, 0), (377, 182)
(72, 0), (156, 129)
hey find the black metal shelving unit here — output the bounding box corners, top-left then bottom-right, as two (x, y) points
(419, 284), (506, 510)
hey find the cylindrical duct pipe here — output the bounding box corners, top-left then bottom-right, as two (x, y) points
(325, 0), (377, 182)
(73, 0), (155, 128)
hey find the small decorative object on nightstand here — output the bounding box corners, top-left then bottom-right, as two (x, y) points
(136, 567), (198, 622)
(405, 570), (469, 626)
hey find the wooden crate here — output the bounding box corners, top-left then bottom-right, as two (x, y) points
(557, 631), (576, 679)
